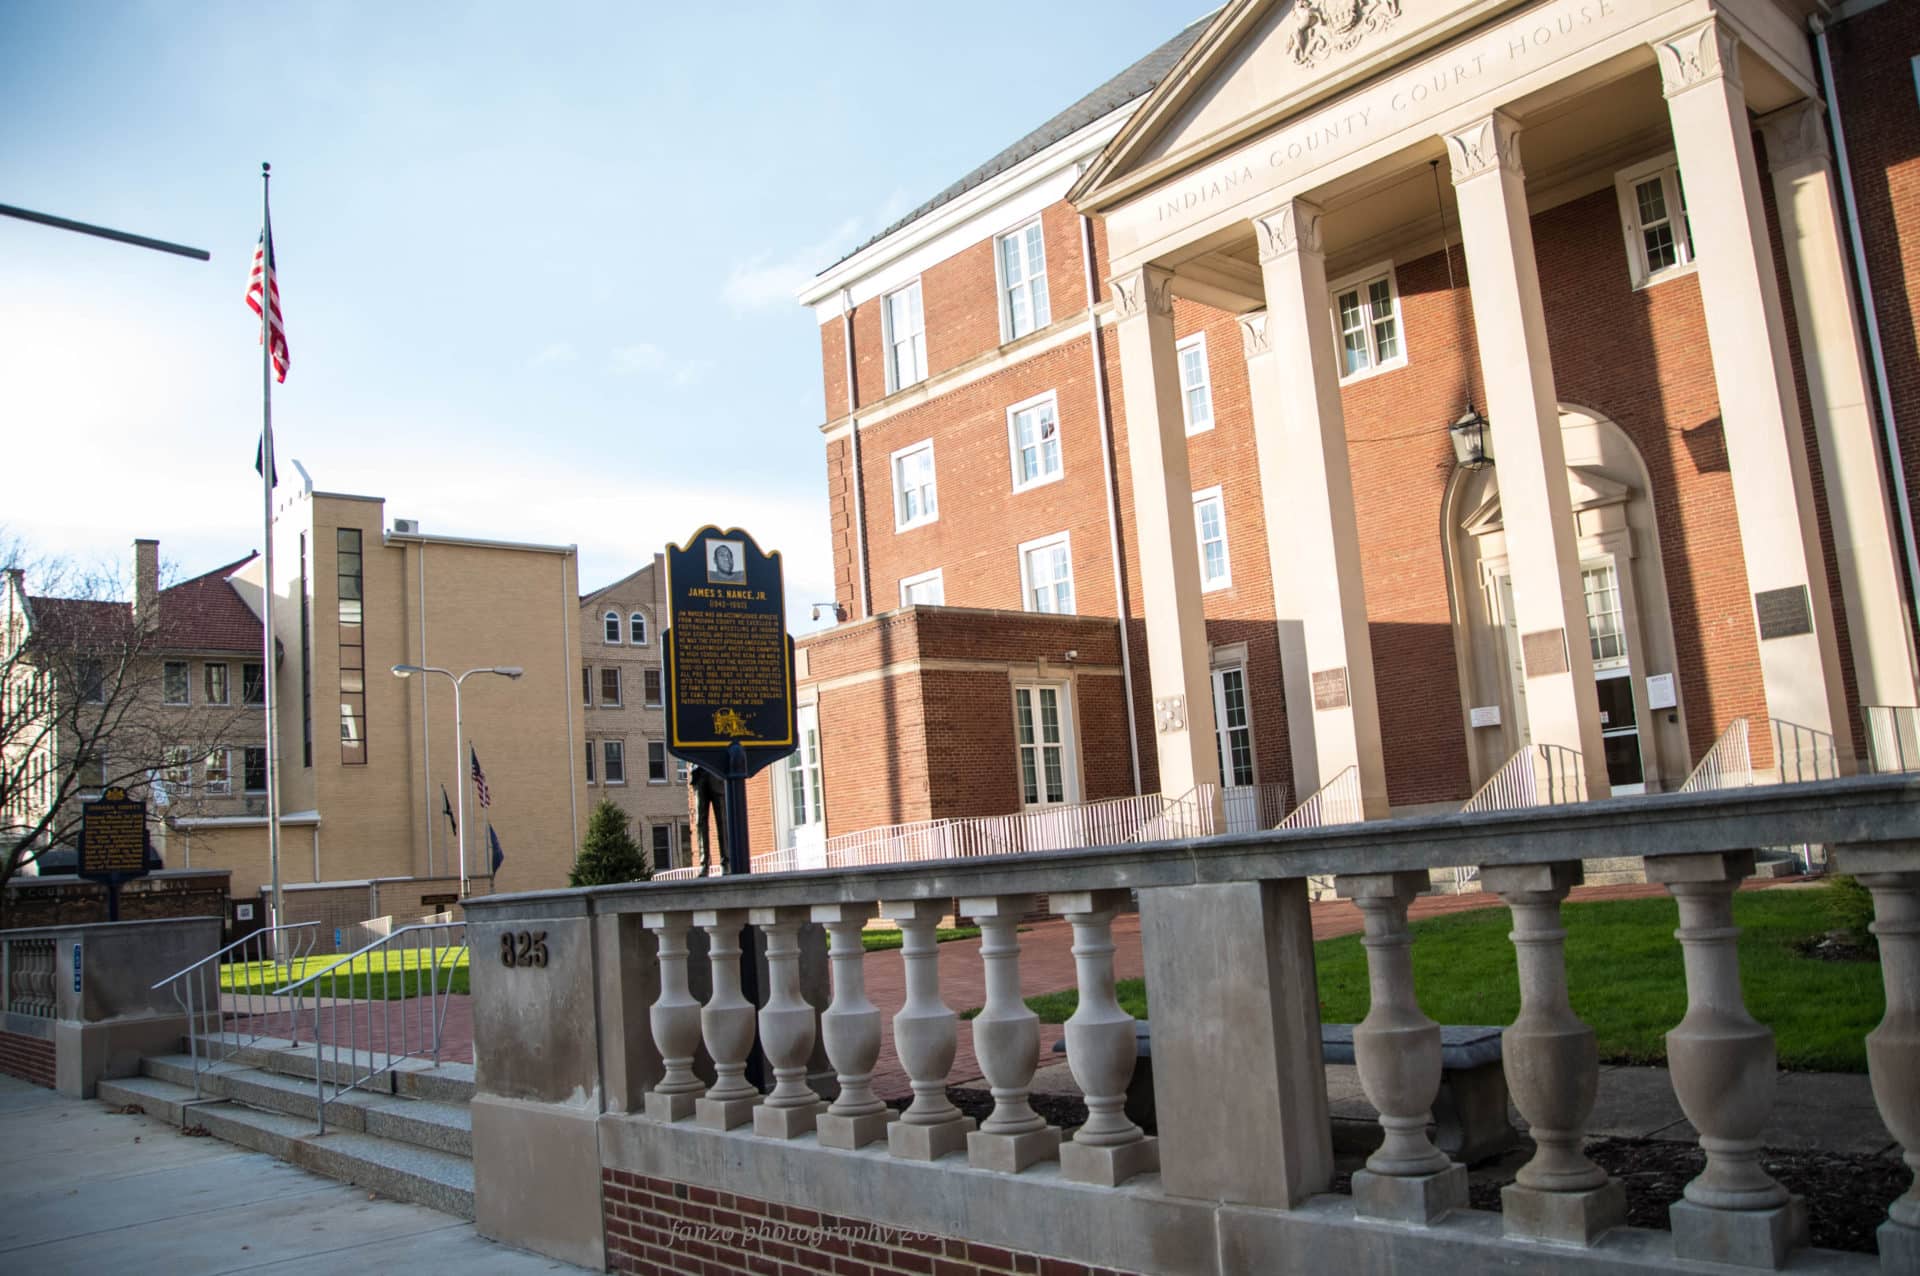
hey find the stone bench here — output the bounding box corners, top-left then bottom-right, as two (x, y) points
(1052, 1020), (1518, 1165)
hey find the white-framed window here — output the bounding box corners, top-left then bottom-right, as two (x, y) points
(1615, 154), (1693, 287)
(1007, 391), (1062, 492)
(582, 665), (592, 706)
(643, 667), (662, 706)
(1177, 333), (1215, 434)
(891, 439), (938, 530)
(204, 748), (231, 796)
(600, 667), (621, 707)
(1211, 666), (1256, 787)
(163, 660), (190, 705)
(204, 662), (230, 706)
(584, 740), (596, 784)
(603, 739), (625, 785)
(997, 218), (1051, 341)
(1012, 681), (1075, 807)
(883, 279), (927, 391)
(1193, 487), (1231, 591)
(648, 740), (667, 783)
(650, 823), (673, 870)
(603, 610), (621, 644)
(675, 758), (690, 783)
(1018, 532), (1074, 615)
(1582, 561), (1629, 671)
(1329, 263), (1405, 381)
(630, 612), (648, 646)
(900, 569), (945, 608)
(776, 704), (826, 852)
(163, 746), (191, 787)
(244, 747), (267, 793)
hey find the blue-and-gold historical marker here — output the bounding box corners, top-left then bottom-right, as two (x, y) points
(663, 526), (797, 780)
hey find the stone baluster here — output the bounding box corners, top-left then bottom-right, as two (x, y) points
(883, 899), (974, 1160)
(961, 893), (1061, 1172)
(1832, 846), (1920, 1274)
(1645, 850), (1805, 1267)
(1053, 890), (1157, 1186)
(1482, 862), (1624, 1244)
(641, 911), (706, 1121)
(813, 903), (897, 1150)
(748, 906), (827, 1138)
(693, 909), (762, 1131)
(1334, 870), (1466, 1222)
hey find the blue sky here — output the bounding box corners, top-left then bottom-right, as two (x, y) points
(1, 1), (1195, 628)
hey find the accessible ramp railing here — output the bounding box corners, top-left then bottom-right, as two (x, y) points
(151, 922), (320, 1099)
(1680, 717), (1755, 793)
(271, 919), (468, 1133)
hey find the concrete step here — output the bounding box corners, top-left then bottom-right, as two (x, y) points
(187, 1033), (475, 1104)
(96, 1074), (475, 1219)
(141, 1054), (472, 1156)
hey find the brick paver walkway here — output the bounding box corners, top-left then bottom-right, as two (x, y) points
(272, 877), (1807, 1098)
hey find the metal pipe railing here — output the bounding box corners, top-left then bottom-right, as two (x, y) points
(150, 922), (320, 1099)
(1681, 718), (1754, 792)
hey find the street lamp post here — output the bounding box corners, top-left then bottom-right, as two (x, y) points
(392, 664), (523, 896)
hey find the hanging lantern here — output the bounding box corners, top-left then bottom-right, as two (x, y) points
(1450, 405), (1493, 470)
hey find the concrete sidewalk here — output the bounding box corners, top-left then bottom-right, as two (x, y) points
(0, 1076), (578, 1274)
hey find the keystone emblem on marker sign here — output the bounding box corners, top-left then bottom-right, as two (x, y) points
(711, 707), (758, 739)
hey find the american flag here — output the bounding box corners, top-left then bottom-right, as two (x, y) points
(470, 746), (490, 808)
(246, 221), (290, 383)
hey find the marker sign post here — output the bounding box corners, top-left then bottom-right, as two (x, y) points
(77, 787), (154, 922)
(663, 526), (798, 877)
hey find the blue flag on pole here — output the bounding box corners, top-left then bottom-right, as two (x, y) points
(487, 823), (505, 874)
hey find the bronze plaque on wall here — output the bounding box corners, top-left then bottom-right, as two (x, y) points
(1522, 628), (1569, 677)
(1755, 586), (1812, 641)
(1311, 667), (1350, 710)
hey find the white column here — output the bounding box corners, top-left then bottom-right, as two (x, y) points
(1053, 889), (1158, 1187)
(1644, 850), (1807, 1267)
(882, 898), (974, 1160)
(961, 893), (1061, 1172)
(1245, 200), (1389, 818)
(1757, 99), (1920, 724)
(812, 902), (896, 1150)
(1656, 21), (1856, 772)
(640, 911), (704, 1122)
(1110, 265), (1223, 810)
(1446, 111), (1609, 799)
(748, 905), (826, 1138)
(692, 908), (762, 1131)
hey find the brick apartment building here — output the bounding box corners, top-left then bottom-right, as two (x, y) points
(744, 0), (1920, 857)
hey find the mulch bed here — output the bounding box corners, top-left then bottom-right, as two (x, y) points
(922, 1089), (1908, 1257)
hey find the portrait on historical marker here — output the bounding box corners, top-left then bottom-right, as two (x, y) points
(707, 540), (745, 584)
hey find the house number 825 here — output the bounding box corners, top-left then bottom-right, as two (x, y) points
(500, 930), (549, 968)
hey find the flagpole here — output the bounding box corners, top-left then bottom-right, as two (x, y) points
(258, 161), (286, 947)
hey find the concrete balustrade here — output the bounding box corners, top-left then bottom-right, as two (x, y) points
(463, 775), (1920, 1275)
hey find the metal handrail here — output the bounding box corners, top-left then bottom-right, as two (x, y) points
(151, 922), (320, 1099)
(1279, 766), (1362, 830)
(272, 920), (468, 1133)
(1681, 717), (1754, 792)
(1771, 717), (1840, 784)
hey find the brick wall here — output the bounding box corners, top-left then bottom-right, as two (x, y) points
(0, 1030), (54, 1089)
(602, 1169), (1140, 1276)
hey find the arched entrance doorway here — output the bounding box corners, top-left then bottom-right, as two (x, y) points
(1444, 406), (1693, 794)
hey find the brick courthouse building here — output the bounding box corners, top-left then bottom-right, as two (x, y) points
(747, 0), (1920, 857)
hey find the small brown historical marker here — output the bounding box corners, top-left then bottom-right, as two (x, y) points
(1311, 666), (1351, 710)
(1522, 628), (1570, 677)
(1754, 585), (1813, 641)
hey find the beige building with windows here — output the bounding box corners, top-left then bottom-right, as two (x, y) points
(580, 555), (691, 873)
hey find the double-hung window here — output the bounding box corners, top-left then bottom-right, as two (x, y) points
(1018, 532), (1074, 615)
(163, 661), (190, 705)
(630, 612), (648, 646)
(204, 748), (231, 795)
(1330, 264), (1404, 380)
(892, 440), (938, 530)
(600, 667), (621, 707)
(1012, 682), (1073, 807)
(1007, 392), (1062, 492)
(900, 569), (944, 608)
(204, 663), (230, 705)
(603, 740), (625, 785)
(603, 611), (621, 644)
(651, 824), (672, 870)
(585, 740), (596, 784)
(1177, 334), (1214, 434)
(643, 667), (662, 706)
(1211, 666), (1256, 787)
(997, 219), (1050, 340)
(648, 741), (667, 783)
(242, 662), (264, 706)
(884, 280), (927, 390)
(244, 747), (267, 793)
(1615, 154), (1693, 287)
(1193, 487), (1231, 591)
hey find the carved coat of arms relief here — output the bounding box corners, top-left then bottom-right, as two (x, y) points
(1287, 0), (1403, 67)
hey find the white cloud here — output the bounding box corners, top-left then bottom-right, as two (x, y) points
(721, 217), (861, 313)
(528, 341), (578, 368)
(608, 342), (667, 375)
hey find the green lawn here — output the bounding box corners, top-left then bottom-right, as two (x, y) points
(221, 947), (470, 1000)
(990, 886), (1882, 1072)
(861, 926), (981, 953)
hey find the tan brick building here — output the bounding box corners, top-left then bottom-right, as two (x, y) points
(748, 0), (1920, 857)
(580, 555), (692, 872)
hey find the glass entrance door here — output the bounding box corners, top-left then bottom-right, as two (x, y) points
(1583, 562), (1644, 794)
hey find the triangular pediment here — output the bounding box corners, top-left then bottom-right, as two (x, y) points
(1072, 0), (1518, 212)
